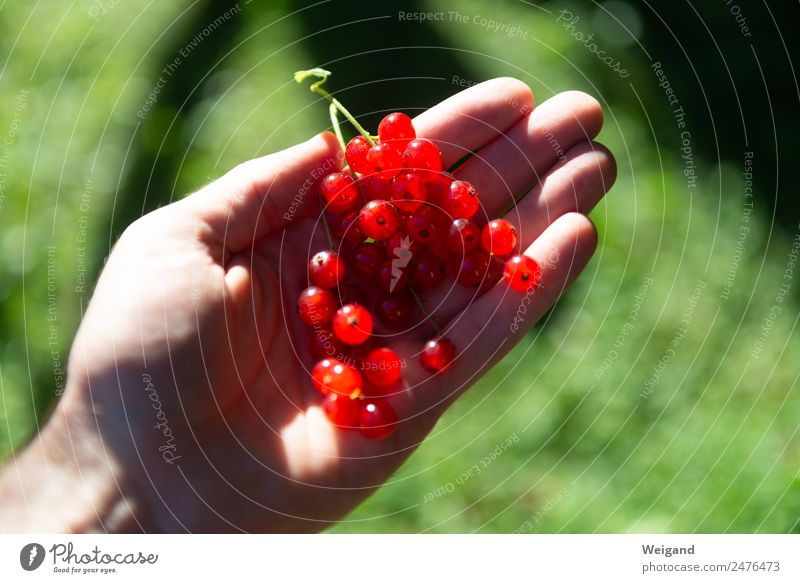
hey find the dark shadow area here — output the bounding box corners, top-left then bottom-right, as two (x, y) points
(293, 0), (473, 135)
(582, 0), (800, 240)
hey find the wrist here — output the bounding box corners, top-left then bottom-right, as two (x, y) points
(0, 391), (153, 532)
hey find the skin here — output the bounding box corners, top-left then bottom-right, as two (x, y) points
(0, 78), (616, 533)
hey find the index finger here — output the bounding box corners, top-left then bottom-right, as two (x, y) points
(412, 77), (534, 168)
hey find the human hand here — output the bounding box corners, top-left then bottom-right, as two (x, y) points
(1, 78), (615, 532)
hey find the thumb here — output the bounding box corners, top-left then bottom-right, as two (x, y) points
(185, 131), (341, 252)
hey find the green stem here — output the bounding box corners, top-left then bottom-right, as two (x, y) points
(328, 102), (347, 153)
(296, 68), (375, 145)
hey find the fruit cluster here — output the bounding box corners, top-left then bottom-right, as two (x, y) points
(295, 71), (541, 440)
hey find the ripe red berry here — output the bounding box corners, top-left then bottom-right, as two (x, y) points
(378, 261), (410, 293)
(390, 172), (428, 212)
(359, 400), (397, 439)
(358, 200), (400, 240)
(445, 180), (480, 219)
(410, 250), (446, 288)
(308, 250), (345, 288)
(426, 171), (455, 204)
(312, 358), (363, 397)
(366, 142), (403, 179)
(375, 293), (415, 327)
(402, 138), (443, 174)
(345, 136), (372, 174)
(309, 328), (345, 360)
(319, 172), (360, 213)
(358, 174), (392, 201)
(446, 218), (481, 255)
(456, 251), (490, 288)
(333, 303), (374, 345)
(352, 243), (386, 277)
(331, 211), (366, 247)
(481, 219), (518, 256)
(378, 112), (416, 152)
(406, 207), (445, 245)
(503, 255), (541, 292)
(298, 287), (338, 327)
(363, 347), (403, 386)
(419, 338), (456, 373)
(323, 393), (362, 427)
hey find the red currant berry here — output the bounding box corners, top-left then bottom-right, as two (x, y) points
(375, 293), (415, 327)
(345, 136), (372, 174)
(426, 171), (455, 205)
(503, 255), (541, 292)
(481, 219), (518, 256)
(419, 338), (456, 373)
(366, 142), (403, 179)
(411, 250), (446, 288)
(445, 180), (480, 219)
(331, 211), (366, 247)
(308, 250), (345, 288)
(363, 347), (403, 386)
(406, 207), (445, 245)
(323, 393), (361, 428)
(402, 138), (443, 173)
(358, 200), (400, 240)
(352, 243), (386, 277)
(378, 112), (416, 152)
(446, 218), (481, 255)
(390, 172), (428, 212)
(456, 251), (490, 288)
(309, 328), (345, 360)
(319, 172), (359, 213)
(378, 261), (410, 293)
(358, 173), (392, 202)
(359, 400), (397, 439)
(332, 304), (374, 345)
(298, 287), (338, 327)
(312, 358), (363, 397)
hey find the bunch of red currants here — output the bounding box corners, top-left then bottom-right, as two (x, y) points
(298, 111), (541, 440)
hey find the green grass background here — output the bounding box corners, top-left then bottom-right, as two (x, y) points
(1, 0), (798, 532)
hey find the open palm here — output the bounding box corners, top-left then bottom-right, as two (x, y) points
(64, 78), (615, 532)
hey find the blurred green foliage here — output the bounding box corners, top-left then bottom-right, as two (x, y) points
(0, 0), (798, 532)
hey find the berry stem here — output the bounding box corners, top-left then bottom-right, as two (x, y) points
(295, 69), (376, 146)
(328, 102), (347, 153)
(409, 286), (442, 335)
(321, 210), (336, 251)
